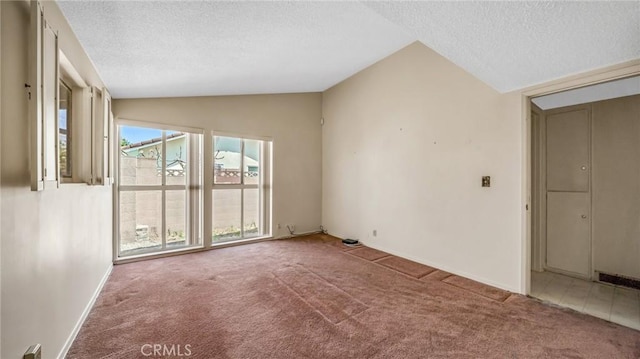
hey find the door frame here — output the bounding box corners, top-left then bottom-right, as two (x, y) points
(520, 59), (640, 295)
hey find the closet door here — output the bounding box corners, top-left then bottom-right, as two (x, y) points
(545, 106), (591, 277)
(547, 192), (590, 276)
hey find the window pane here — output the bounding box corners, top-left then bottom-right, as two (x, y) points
(244, 139), (260, 185)
(213, 189), (241, 242)
(166, 131), (187, 185)
(119, 190), (162, 255)
(166, 190), (187, 249)
(214, 136), (242, 184)
(120, 126), (163, 185)
(59, 81), (72, 177)
(243, 188), (260, 238)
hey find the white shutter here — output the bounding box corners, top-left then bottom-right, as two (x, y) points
(42, 18), (60, 188)
(90, 87), (102, 184)
(28, 0), (44, 191)
(29, 0), (59, 191)
(102, 88), (113, 185)
(91, 86), (112, 185)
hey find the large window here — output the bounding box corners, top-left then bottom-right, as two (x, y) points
(212, 135), (271, 243)
(117, 124), (203, 258)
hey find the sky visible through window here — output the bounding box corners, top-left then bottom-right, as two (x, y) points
(121, 126), (162, 144)
(59, 110), (67, 130)
(120, 126), (259, 160)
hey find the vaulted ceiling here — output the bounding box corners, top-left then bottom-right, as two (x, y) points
(57, 1), (640, 99)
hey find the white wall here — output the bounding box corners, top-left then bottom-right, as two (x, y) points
(322, 42), (523, 292)
(113, 93), (323, 238)
(532, 76), (640, 110)
(1, 1), (113, 358)
(592, 94), (640, 279)
(0, 2), (3, 356)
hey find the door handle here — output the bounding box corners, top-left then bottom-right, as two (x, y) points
(580, 165), (587, 171)
(581, 214), (587, 219)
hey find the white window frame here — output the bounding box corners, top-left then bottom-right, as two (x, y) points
(58, 50), (89, 184)
(114, 119), (204, 260)
(211, 132), (272, 244)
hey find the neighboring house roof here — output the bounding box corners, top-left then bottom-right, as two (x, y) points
(121, 132), (185, 151)
(122, 135), (258, 170)
(215, 151), (259, 170)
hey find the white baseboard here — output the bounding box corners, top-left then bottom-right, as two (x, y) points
(276, 230), (322, 240)
(57, 263), (113, 359)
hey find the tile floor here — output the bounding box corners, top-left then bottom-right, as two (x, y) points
(531, 271), (640, 331)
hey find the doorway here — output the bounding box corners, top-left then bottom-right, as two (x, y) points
(528, 76), (640, 330)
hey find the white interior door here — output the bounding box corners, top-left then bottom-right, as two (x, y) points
(545, 107), (591, 278)
(547, 192), (591, 276)
(546, 109), (590, 191)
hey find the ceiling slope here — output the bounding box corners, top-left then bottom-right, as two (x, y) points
(363, 1), (640, 92)
(58, 1), (640, 98)
(57, 1), (414, 98)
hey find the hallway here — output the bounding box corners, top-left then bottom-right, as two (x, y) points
(531, 271), (640, 331)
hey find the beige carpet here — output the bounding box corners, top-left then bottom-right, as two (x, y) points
(67, 235), (640, 358)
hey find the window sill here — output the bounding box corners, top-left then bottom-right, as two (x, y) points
(59, 181), (90, 187)
(115, 244), (205, 264)
(211, 235), (273, 249)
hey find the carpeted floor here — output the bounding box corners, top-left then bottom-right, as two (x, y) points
(67, 234), (640, 358)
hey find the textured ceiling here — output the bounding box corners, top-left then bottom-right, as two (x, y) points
(363, 1), (640, 93)
(57, 1), (640, 99)
(56, 1), (414, 98)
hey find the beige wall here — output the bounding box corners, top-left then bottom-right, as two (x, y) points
(0, 2), (3, 356)
(113, 92), (323, 239)
(592, 94), (640, 279)
(1, 1), (113, 358)
(322, 42), (523, 292)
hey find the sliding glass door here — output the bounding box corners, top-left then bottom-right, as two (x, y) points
(117, 124), (202, 258)
(212, 135), (271, 243)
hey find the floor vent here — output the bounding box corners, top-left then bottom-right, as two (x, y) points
(598, 272), (640, 290)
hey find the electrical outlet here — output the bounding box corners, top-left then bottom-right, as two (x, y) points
(373, 229), (377, 237)
(277, 223), (281, 229)
(482, 176), (491, 187)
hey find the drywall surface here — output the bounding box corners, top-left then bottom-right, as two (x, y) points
(592, 94), (640, 279)
(0, 2), (3, 356)
(532, 76), (640, 110)
(1, 1), (113, 358)
(322, 42), (523, 292)
(113, 93), (323, 238)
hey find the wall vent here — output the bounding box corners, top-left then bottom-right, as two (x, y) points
(598, 272), (640, 290)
